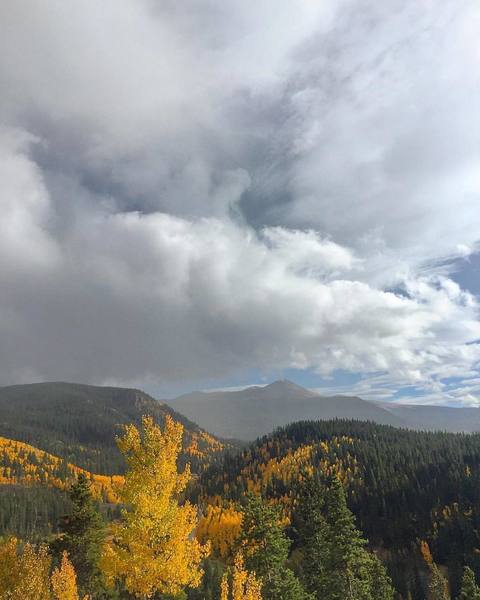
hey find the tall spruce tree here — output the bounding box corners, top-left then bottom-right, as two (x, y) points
(52, 473), (106, 595)
(239, 494), (312, 600)
(458, 567), (480, 600)
(294, 475), (394, 600)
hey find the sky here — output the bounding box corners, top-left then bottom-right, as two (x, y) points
(0, 0), (479, 405)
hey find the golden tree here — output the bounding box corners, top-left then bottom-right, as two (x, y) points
(51, 551), (88, 600)
(101, 415), (209, 598)
(221, 552), (262, 600)
(0, 537), (18, 594)
(196, 504), (243, 559)
(0, 537), (51, 600)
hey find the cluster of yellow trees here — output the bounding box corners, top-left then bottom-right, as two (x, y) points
(203, 434), (362, 507)
(0, 539), (87, 600)
(220, 553), (262, 600)
(0, 415), (261, 600)
(0, 436), (122, 503)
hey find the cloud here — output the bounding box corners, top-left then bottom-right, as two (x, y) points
(0, 0), (479, 402)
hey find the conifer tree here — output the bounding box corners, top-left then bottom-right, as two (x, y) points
(239, 494), (312, 600)
(100, 415), (209, 598)
(458, 567), (480, 600)
(53, 472), (105, 595)
(294, 475), (394, 600)
(188, 558), (225, 600)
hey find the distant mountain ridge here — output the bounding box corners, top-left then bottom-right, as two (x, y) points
(379, 402), (480, 433)
(169, 379), (407, 439)
(169, 379), (480, 440)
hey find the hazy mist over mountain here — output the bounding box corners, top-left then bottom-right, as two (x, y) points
(169, 379), (480, 440)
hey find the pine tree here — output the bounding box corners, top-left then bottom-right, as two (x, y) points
(52, 472), (105, 595)
(458, 567), (480, 600)
(100, 415), (209, 598)
(294, 475), (394, 600)
(188, 558), (225, 600)
(239, 494), (312, 600)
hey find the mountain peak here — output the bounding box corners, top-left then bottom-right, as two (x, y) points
(261, 379), (316, 398)
(265, 379), (307, 390)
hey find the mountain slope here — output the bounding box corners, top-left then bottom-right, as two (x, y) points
(169, 380), (406, 439)
(380, 403), (480, 433)
(197, 420), (480, 598)
(0, 435), (121, 502)
(0, 382), (225, 474)
(0, 434), (123, 539)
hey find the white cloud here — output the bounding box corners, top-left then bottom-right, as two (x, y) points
(0, 0), (479, 403)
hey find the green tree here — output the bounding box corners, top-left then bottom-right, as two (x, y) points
(294, 475), (394, 600)
(52, 473), (106, 595)
(188, 558), (224, 600)
(239, 493), (312, 600)
(458, 567), (480, 600)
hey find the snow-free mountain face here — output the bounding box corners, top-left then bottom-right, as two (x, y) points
(379, 403), (480, 434)
(169, 379), (480, 440)
(168, 380), (407, 440)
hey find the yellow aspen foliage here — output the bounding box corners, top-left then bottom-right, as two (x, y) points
(0, 436), (121, 503)
(0, 537), (18, 593)
(221, 552), (262, 600)
(51, 551), (88, 600)
(0, 537), (51, 600)
(221, 576), (230, 600)
(100, 415), (210, 598)
(196, 504), (243, 558)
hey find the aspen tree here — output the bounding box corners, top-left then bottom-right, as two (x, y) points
(101, 415), (209, 598)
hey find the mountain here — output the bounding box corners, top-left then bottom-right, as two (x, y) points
(168, 379), (407, 439)
(0, 382), (225, 474)
(170, 380), (480, 440)
(380, 402), (480, 433)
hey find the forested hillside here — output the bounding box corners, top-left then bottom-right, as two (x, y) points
(3, 386), (480, 598)
(197, 420), (480, 598)
(0, 382), (229, 543)
(0, 436), (122, 539)
(0, 415), (400, 600)
(0, 382), (226, 473)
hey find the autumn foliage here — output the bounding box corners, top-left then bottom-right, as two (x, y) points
(0, 539), (86, 600)
(220, 552), (262, 600)
(51, 552), (89, 600)
(0, 436), (122, 503)
(101, 415), (210, 598)
(196, 503), (243, 559)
